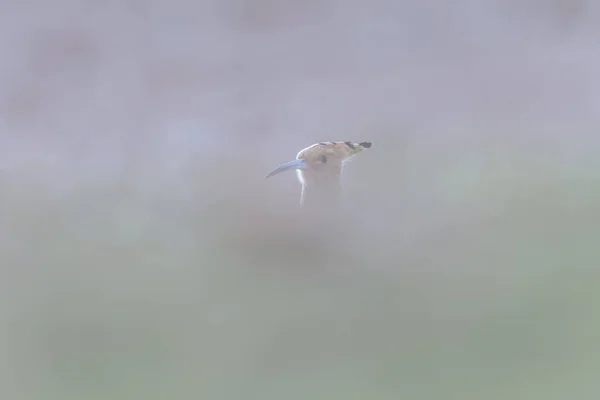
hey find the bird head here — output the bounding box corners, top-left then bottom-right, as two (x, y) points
(265, 141), (371, 185)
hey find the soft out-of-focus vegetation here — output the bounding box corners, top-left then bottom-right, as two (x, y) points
(1, 0), (600, 399)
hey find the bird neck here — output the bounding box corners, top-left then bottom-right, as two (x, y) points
(299, 181), (343, 209)
(296, 168), (345, 212)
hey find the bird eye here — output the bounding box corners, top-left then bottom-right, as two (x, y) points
(321, 155), (328, 163)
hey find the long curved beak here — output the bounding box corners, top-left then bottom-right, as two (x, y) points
(265, 159), (307, 179)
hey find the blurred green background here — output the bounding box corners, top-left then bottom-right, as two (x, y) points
(1, 0), (599, 399)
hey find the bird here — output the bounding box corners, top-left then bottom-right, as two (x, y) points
(265, 141), (371, 209)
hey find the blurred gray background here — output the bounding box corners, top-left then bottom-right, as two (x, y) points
(1, 0), (599, 399)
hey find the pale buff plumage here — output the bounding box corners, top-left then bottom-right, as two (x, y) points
(266, 141), (371, 207)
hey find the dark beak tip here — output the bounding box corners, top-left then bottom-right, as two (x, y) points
(360, 142), (372, 148)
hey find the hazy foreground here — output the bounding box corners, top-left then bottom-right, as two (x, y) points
(1, 1), (599, 399)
